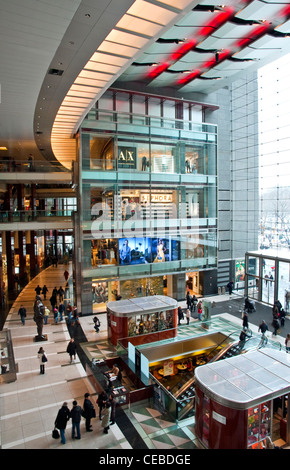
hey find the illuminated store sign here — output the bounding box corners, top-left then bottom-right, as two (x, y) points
(118, 146), (136, 169)
(141, 193), (173, 203)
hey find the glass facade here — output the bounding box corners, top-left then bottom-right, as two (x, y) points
(259, 53), (290, 255)
(76, 90), (218, 313)
(245, 251), (290, 310)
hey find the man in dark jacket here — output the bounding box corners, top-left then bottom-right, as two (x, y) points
(70, 400), (83, 439)
(18, 305), (26, 325)
(83, 393), (95, 431)
(55, 402), (70, 444)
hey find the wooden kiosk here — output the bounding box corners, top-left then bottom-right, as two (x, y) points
(106, 295), (178, 346)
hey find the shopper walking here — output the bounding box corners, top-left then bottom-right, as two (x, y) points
(37, 347), (47, 374)
(50, 292), (57, 311)
(58, 301), (65, 322)
(102, 402), (111, 434)
(227, 280), (234, 295)
(54, 402), (70, 444)
(242, 311), (249, 330)
(272, 315), (280, 336)
(191, 295), (198, 313)
(58, 286), (65, 302)
(64, 269), (69, 283)
(83, 393), (95, 431)
(18, 305), (26, 325)
(177, 306), (184, 325)
(186, 291), (192, 310)
(42, 285), (48, 300)
(35, 285), (42, 296)
(258, 320), (268, 334)
(44, 306), (50, 325)
(197, 301), (203, 321)
(53, 307), (59, 324)
(66, 338), (77, 363)
(108, 393), (116, 425)
(70, 400), (82, 440)
(97, 391), (108, 420)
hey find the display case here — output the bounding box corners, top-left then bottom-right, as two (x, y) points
(0, 329), (18, 383)
(248, 401), (271, 448)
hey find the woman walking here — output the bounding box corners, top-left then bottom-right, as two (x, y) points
(102, 402), (111, 434)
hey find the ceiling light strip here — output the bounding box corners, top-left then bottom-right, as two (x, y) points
(146, 0), (254, 81)
(177, 2), (290, 88)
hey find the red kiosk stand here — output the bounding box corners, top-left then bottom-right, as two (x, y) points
(194, 348), (290, 449)
(106, 295), (178, 346)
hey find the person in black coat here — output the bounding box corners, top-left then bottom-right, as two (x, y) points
(66, 338), (77, 363)
(54, 402), (70, 444)
(83, 393), (95, 431)
(18, 305), (26, 325)
(177, 306), (184, 325)
(272, 315), (280, 336)
(42, 285), (48, 300)
(242, 311), (249, 330)
(70, 400), (83, 440)
(97, 391), (108, 420)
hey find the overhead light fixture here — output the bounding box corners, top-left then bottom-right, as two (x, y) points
(0, 146), (8, 150)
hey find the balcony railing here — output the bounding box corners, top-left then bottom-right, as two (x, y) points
(0, 159), (70, 173)
(0, 209), (75, 223)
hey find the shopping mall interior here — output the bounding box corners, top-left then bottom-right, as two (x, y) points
(1, 0), (290, 452)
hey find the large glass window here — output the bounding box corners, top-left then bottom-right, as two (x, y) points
(151, 140), (178, 174)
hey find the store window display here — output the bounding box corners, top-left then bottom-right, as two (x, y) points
(92, 282), (108, 304)
(91, 239), (117, 266)
(127, 310), (173, 337)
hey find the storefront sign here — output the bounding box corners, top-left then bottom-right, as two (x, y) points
(118, 146), (136, 169)
(141, 193), (173, 203)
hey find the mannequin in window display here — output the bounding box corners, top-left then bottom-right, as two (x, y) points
(154, 239), (166, 263)
(95, 283), (105, 303)
(141, 156), (147, 171)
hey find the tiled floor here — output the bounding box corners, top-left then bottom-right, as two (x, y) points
(0, 264), (288, 449)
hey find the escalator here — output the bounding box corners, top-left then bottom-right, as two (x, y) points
(175, 377), (195, 420)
